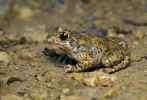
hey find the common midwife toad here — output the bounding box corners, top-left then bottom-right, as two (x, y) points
(46, 26), (131, 73)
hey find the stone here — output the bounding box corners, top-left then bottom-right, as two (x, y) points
(107, 28), (117, 37)
(135, 30), (146, 40)
(129, 81), (147, 91)
(106, 88), (119, 98)
(71, 71), (117, 87)
(17, 7), (34, 20)
(19, 48), (41, 61)
(131, 54), (141, 61)
(121, 86), (126, 90)
(0, 52), (11, 66)
(62, 87), (71, 95)
(37, 74), (45, 82)
(29, 88), (48, 100)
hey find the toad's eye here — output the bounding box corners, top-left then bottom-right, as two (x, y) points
(60, 32), (69, 40)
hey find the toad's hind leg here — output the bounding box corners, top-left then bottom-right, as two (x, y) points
(100, 50), (130, 73)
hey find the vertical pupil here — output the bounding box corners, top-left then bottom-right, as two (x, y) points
(60, 32), (68, 40)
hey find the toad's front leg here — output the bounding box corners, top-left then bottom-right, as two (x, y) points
(65, 60), (94, 73)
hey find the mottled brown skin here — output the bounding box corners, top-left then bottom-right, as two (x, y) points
(46, 26), (131, 73)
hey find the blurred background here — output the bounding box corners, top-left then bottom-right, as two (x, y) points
(0, 0), (147, 37)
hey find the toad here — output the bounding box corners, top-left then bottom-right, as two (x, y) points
(46, 26), (130, 73)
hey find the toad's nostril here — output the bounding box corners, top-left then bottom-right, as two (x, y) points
(46, 38), (52, 43)
(47, 39), (50, 43)
(46, 34), (54, 43)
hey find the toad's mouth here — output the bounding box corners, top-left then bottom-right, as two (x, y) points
(56, 44), (73, 52)
(57, 45), (71, 50)
(51, 41), (75, 52)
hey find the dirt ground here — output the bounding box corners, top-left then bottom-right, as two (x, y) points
(0, 0), (147, 100)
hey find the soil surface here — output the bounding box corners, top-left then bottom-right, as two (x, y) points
(0, 0), (147, 100)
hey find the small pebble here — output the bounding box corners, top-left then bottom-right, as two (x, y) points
(121, 86), (126, 90)
(107, 28), (117, 37)
(106, 88), (119, 98)
(29, 88), (48, 100)
(30, 62), (35, 67)
(37, 74), (45, 82)
(20, 49), (40, 61)
(0, 52), (11, 66)
(135, 31), (146, 40)
(133, 41), (139, 45)
(63, 88), (70, 94)
(118, 34), (125, 38)
(144, 70), (147, 73)
(17, 7), (34, 20)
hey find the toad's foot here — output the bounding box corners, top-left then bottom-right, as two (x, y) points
(65, 65), (75, 73)
(65, 61), (94, 73)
